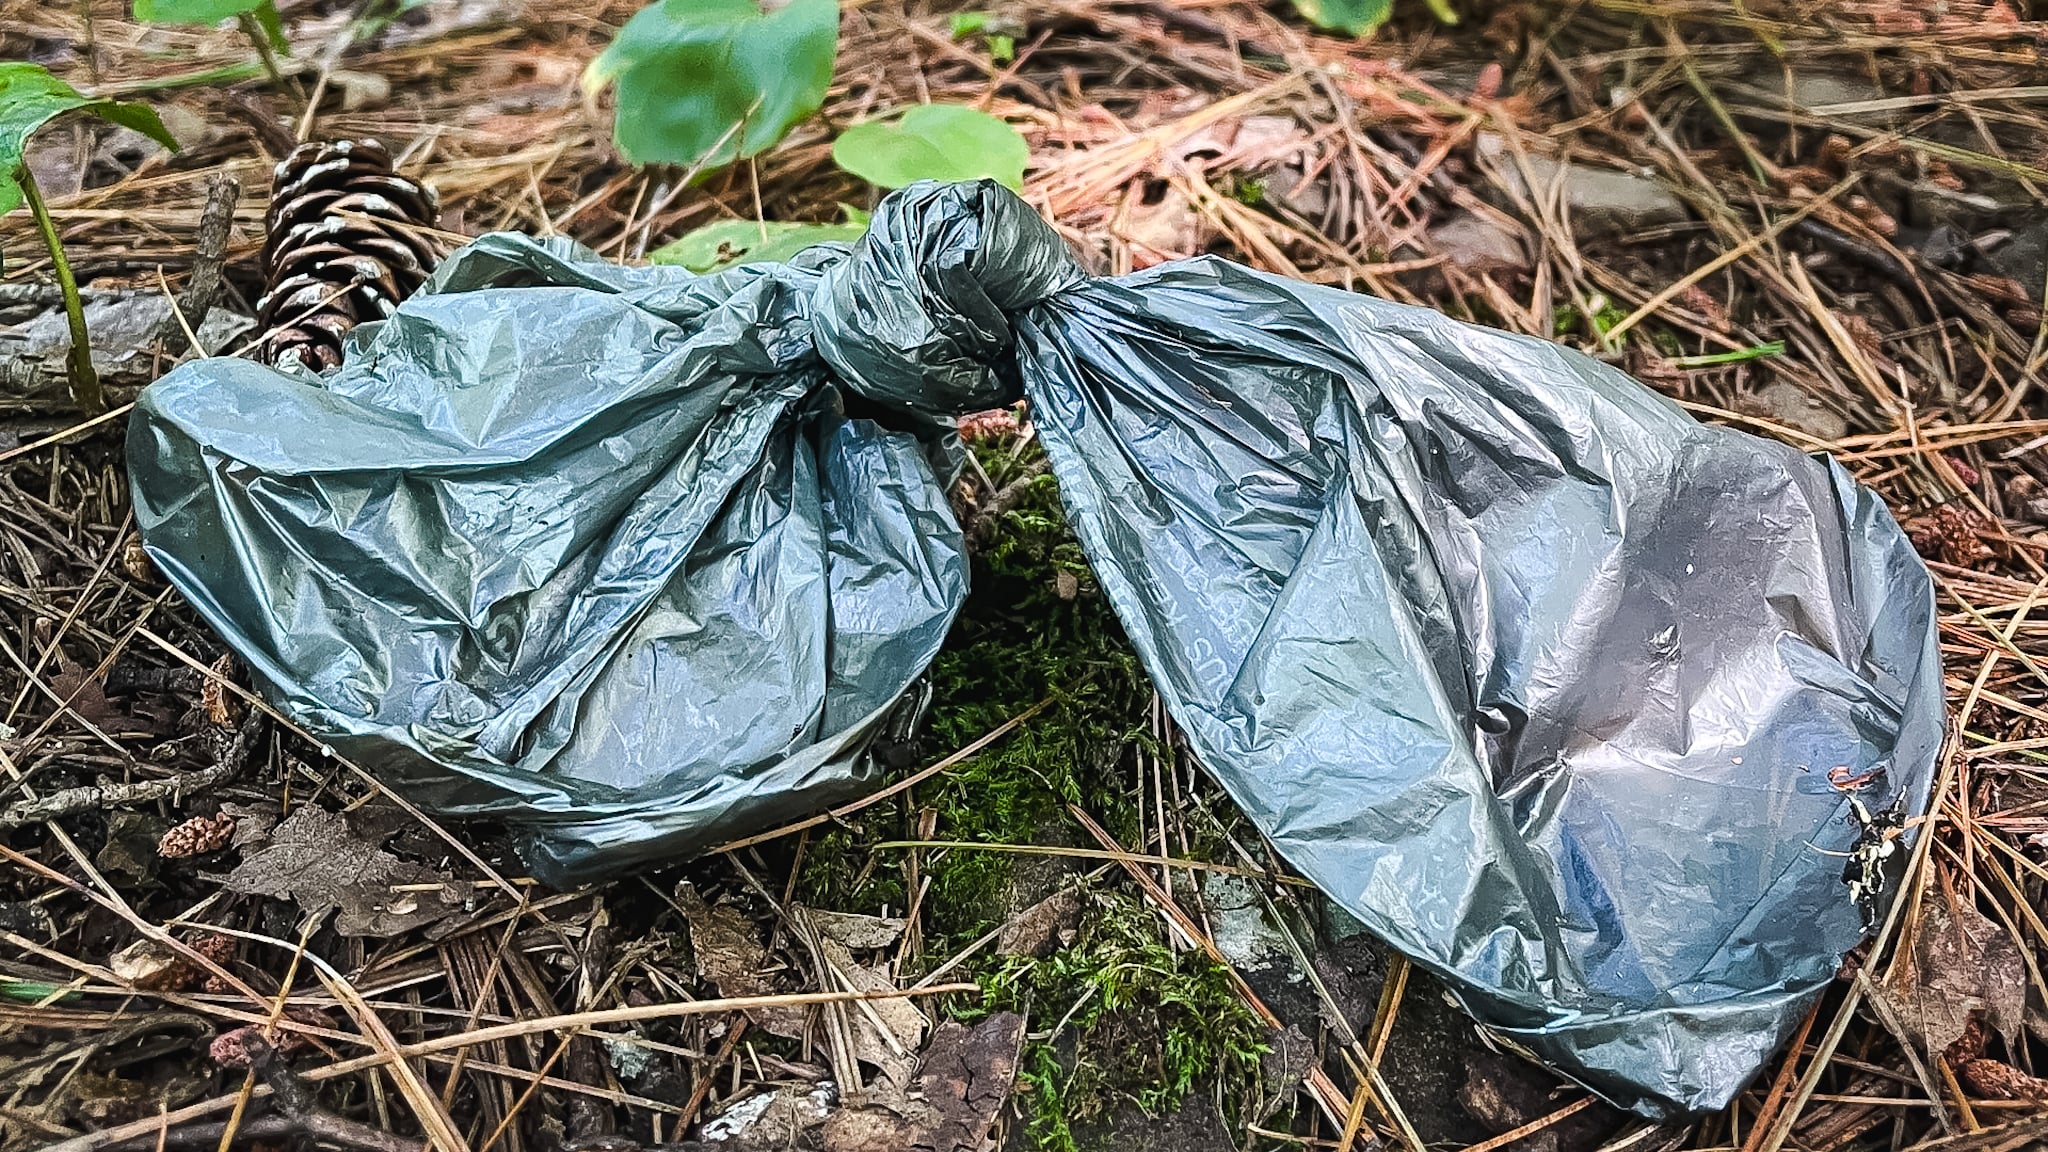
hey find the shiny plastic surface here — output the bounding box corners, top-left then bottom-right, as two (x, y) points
(131, 180), (1942, 1115)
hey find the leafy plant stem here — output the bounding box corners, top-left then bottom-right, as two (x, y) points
(239, 11), (287, 85)
(19, 168), (104, 416)
(102, 61), (269, 97)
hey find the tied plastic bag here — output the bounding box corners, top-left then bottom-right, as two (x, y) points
(130, 180), (1942, 1115)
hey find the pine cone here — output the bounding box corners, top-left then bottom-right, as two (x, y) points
(256, 139), (440, 372)
(158, 811), (236, 858)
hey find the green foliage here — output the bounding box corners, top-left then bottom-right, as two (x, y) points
(833, 103), (1028, 191)
(135, 0), (288, 53)
(1287, 0), (1457, 35)
(134, 0), (265, 20)
(949, 12), (1016, 62)
(1287, 0), (1393, 36)
(0, 977), (77, 1003)
(980, 893), (1268, 1149)
(647, 205), (869, 272)
(0, 62), (177, 215)
(1669, 339), (1786, 368)
(795, 436), (1148, 933)
(583, 0), (839, 172)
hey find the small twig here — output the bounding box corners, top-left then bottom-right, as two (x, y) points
(0, 720), (260, 831)
(88, 1113), (419, 1152)
(675, 1016), (748, 1133)
(158, 174), (241, 358)
(100, 1035), (419, 1152)
(967, 457), (1051, 546)
(1454, 1096), (1597, 1152)
(1853, 968), (1956, 1136)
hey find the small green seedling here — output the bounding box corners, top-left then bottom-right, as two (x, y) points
(1288, 0), (1456, 36)
(134, 0), (292, 84)
(0, 62), (178, 414)
(583, 0), (839, 175)
(949, 11), (1019, 63)
(833, 103), (1028, 191)
(649, 205), (869, 272)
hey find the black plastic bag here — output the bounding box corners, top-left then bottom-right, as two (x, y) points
(131, 179), (1942, 1115)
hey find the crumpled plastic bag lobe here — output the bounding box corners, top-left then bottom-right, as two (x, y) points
(130, 179), (1942, 1116)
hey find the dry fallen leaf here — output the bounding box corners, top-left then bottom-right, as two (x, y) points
(49, 650), (150, 734)
(218, 805), (462, 936)
(808, 909), (906, 951)
(108, 938), (190, 991)
(1884, 898), (2026, 1060)
(998, 887), (1082, 959)
(818, 932), (924, 1089)
(201, 653), (242, 730)
(820, 1012), (1027, 1152)
(218, 801), (279, 849)
(675, 883), (807, 1039)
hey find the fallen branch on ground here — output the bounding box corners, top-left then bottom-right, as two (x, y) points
(0, 720), (260, 831)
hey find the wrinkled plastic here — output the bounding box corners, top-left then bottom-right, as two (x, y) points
(131, 179), (1942, 1117)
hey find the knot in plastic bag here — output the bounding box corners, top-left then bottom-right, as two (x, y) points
(812, 179), (1084, 414)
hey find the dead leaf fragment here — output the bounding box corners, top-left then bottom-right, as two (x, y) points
(676, 883), (806, 1039)
(201, 653), (242, 729)
(998, 887), (1082, 959)
(818, 931), (925, 1088)
(819, 1012), (1027, 1152)
(49, 649), (149, 734)
(108, 938), (190, 991)
(218, 805), (462, 936)
(809, 908), (906, 951)
(218, 801), (279, 849)
(1884, 898), (2026, 1060)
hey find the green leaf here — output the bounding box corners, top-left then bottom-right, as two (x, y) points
(987, 33), (1014, 63)
(583, 0), (839, 172)
(0, 62), (178, 216)
(1286, 0), (1393, 36)
(648, 206), (869, 272)
(253, 0), (291, 52)
(832, 104), (1028, 191)
(948, 11), (988, 37)
(134, 0), (269, 21)
(0, 977), (78, 1003)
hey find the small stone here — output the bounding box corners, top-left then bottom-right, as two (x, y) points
(1738, 380), (1849, 442)
(1477, 133), (1686, 239)
(1432, 212), (1528, 272)
(1054, 569), (1080, 600)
